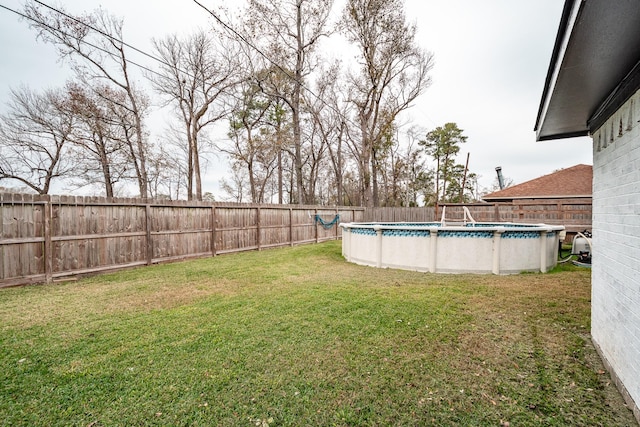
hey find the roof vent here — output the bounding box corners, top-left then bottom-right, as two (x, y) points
(495, 166), (505, 190)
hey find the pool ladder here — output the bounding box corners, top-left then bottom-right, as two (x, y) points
(439, 206), (477, 226)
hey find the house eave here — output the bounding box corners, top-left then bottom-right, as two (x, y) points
(535, 0), (640, 141)
(536, 130), (589, 142)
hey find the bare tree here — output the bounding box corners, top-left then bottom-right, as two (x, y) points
(240, 0), (335, 204)
(302, 115), (328, 204)
(222, 78), (279, 202)
(24, 2), (150, 197)
(404, 126), (435, 206)
(151, 30), (241, 201)
(255, 67), (295, 204)
(220, 162), (248, 202)
(375, 127), (433, 206)
(0, 86), (75, 194)
(307, 63), (352, 205)
(146, 140), (187, 200)
(63, 82), (132, 197)
(340, 0), (434, 207)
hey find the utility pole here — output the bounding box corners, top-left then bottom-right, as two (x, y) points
(459, 152), (470, 202)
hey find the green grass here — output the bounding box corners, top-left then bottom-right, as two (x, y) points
(0, 242), (635, 426)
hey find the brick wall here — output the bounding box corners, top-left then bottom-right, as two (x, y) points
(591, 89), (640, 419)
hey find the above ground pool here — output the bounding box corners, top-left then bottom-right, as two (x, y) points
(340, 210), (564, 274)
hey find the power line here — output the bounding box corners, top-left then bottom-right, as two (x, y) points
(0, 1), (209, 84)
(191, 0), (283, 72)
(33, 0), (165, 66)
(5, 0), (369, 135)
(6, 0), (357, 130)
(0, 2), (166, 80)
(5, 0), (260, 107)
(190, 0), (429, 138)
(191, 0), (354, 124)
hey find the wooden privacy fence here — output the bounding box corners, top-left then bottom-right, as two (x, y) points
(363, 199), (592, 234)
(0, 193), (590, 287)
(0, 193), (364, 287)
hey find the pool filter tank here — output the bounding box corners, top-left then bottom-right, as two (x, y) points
(571, 230), (592, 265)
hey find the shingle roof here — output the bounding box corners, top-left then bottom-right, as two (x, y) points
(482, 164), (592, 201)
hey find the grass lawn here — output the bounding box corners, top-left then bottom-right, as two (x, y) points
(0, 241), (636, 426)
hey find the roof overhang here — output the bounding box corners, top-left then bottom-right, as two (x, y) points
(535, 0), (640, 141)
(483, 195), (592, 202)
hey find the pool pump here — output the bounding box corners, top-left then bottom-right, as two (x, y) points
(560, 230), (592, 267)
(571, 230), (592, 265)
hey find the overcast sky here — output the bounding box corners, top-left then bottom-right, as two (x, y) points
(0, 0), (592, 197)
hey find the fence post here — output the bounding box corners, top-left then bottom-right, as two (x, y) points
(315, 208), (319, 244)
(43, 196), (52, 284)
(289, 208), (294, 247)
(257, 206), (261, 250)
(211, 205), (217, 257)
(145, 204), (153, 265)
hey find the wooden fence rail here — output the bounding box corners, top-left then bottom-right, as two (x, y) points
(0, 193), (591, 288)
(0, 193), (364, 288)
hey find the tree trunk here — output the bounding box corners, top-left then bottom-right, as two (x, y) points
(278, 149), (283, 204)
(336, 137), (343, 205)
(186, 122), (194, 201)
(98, 137), (114, 198)
(123, 69), (148, 198)
(292, 2), (306, 205)
(192, 124), (203, 201)
(372, 146), (379, 207)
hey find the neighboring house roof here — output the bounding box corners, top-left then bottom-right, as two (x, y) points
(482, 164), (592, 201)
(534, 0), (640, 141)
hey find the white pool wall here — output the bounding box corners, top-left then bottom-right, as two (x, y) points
(341, 222), (564, 275)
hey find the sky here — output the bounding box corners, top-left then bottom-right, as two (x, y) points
(0, 0), (593, 198)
